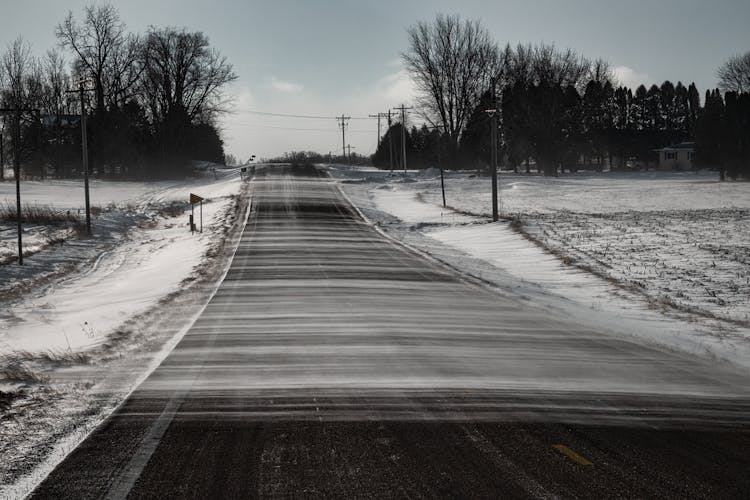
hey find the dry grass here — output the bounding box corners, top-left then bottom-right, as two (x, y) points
(1, 349), (91, 372)
(0, 361), (49, 384)
(0, 202), (84, 226)
(157, 201), (189, 218)
(37, 350), (91, 366)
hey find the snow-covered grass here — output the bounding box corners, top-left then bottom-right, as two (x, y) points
(0, 167), (250, 496)
(416, 170), (750, 326)
(331, 165), (750, 370)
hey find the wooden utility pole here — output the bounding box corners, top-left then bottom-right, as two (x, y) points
(67, 81), (95, 235)
(337, 115), (350, 162)
(369, 113), (382, 150)
(387, 110), (394, 173)
(12, 106), (22, 264)
(393, 104), (413, 174)
(0, 105), (40, 265)
(440, 168), (446, 207)
(486, 77), (499, 221)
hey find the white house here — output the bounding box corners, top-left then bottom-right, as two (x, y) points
(655, 142), (695, 170)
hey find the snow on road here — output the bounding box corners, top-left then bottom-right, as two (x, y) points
(0, 167), (249, 495)
(3, 164), (749, 495)
(332, 166), (750, 370)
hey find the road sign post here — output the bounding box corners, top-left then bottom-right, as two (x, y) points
(189, 193), (204, 233)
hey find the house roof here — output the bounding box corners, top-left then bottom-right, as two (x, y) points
(655, 142), (695, 152)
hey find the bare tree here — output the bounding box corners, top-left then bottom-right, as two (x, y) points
(1, 37), (43, 176)
(530, 44), (590, 91)
(402, 14), (499, 159)
(717, 51), (750, 93)
(140, 27), (237, 125)
(1, 38), (41, 108)
(103, 32), (142, 109)
(500, 43), (591, 91)
(39, 49), (77, 176)
(40, 49), (72, 115)
(498, 43), (532, 88)
(55, 3), (141, 113)
(588, 58), (615, 86)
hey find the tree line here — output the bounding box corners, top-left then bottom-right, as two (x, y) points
(383, 14), (750, 179)
(0, 3), (236, 180)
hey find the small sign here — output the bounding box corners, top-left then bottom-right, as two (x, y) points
(241, 167), (247, 173)
(189, 193), (204, 204)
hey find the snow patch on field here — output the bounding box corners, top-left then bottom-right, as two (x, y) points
(331, 165), (750, 370)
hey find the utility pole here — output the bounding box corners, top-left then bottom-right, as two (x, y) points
(438, 142), (446, 207)
(368, 113), (382, 151)
(13, 106), (22, 264)
(387, 110), (394, 173)
(0, 105), (40, 265)
(393, 104), (413, 174)
(337, 115), (350, 162)
(67, 81), (95, 235)
(486, 76), (499, 221)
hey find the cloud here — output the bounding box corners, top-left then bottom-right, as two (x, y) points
(613, 66), (653, 89)
(269, 76), (304, 93)
(372, 69), (417, 105)
(231, 85), (256, 109)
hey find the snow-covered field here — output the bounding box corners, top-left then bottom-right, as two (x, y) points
(2, 163), (749, 495)
(331, 166), (750, 370)
(0, 167), (249, 495)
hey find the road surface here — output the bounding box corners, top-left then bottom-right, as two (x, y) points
(32, 164), (750, 498)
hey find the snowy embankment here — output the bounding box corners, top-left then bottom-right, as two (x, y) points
(331, 166), (750, 370)
(0, 167), (249, 496)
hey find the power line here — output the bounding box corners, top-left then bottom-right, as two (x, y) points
(236, 109), (374, 120)
(230, 122), (373, 133)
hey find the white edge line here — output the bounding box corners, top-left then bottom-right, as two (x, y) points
(18, 183), (253, 499)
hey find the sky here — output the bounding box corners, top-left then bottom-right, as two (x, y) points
(2, 0), (750, 161)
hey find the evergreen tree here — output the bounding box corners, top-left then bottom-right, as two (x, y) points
(659, 81), (676, 143)
(611, 86), (631, 168)
(372, 123), (412, 170)
(673, 82), (690, 141)
(695, 89), (725, 178)
(687, 83), (701, 138)
(631, 85), (648, 131)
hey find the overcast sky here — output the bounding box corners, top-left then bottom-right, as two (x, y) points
(2, 0), (750, 161)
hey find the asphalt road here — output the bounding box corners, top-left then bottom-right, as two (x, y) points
(32, 164), (750, 499)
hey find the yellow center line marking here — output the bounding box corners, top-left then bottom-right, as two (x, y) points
(552, 444), (593, 465)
